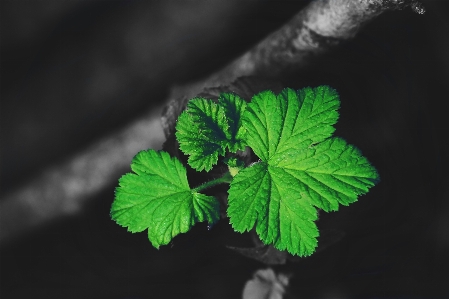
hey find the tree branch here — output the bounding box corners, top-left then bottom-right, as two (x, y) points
(162, 0), (423, 137)
(0, 0), (424, 246)
(0, 109), (165, 245)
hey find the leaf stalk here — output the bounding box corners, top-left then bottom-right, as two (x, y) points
(193, 171), (233, 192)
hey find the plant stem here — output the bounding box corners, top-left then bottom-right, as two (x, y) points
(193, 171), (233, 192)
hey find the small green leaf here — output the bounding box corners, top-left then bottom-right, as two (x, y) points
(218, 93), (248, 152)
(176, 98), (228, 172)
(175, 94), (247, 172)
(111, 150), (219, 248)
(224, 157), (245, 177)
(228, 86), (379, 256)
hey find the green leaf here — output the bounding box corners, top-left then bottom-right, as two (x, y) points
(228, 162), (320, 256)
(111, 150), (219, 248)
(274, 137), (379, 212)
(228, 86), (379, 256)
(218, 93), (248, 152)
(244, 86), (340, 161)
(176, 98), (228, 172)
(175, 94), (247, 171)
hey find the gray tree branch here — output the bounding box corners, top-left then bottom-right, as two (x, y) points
(161, 0), (424, 137)
(0, 0), (423, 245)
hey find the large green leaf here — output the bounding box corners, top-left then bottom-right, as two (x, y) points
(228, 86), (379, 256)
(275, 137), (379, 212)
(244, 86), (340, 161)
(111, 150), (219, 248)
(228, 162), (319, 256)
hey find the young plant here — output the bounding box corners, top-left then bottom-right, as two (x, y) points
(110, 86), (379, 257)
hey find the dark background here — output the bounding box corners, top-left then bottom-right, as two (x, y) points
(1, 0), (448, 298)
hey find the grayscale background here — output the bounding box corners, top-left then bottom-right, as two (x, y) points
(1, 1), (448, 298)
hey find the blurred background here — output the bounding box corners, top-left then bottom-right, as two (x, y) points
(1, 0), (448, 298)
